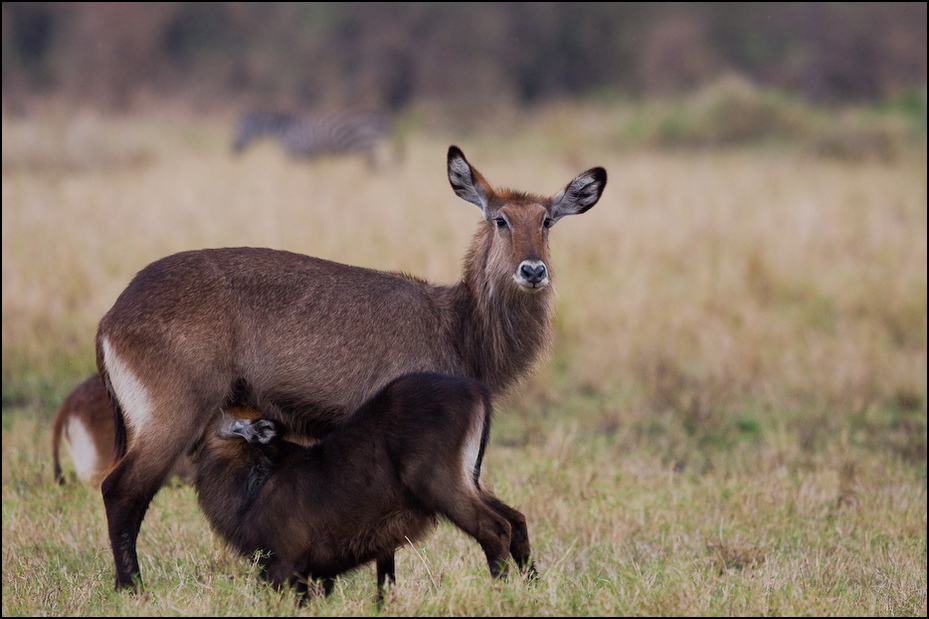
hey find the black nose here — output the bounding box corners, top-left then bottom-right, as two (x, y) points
(520, 263), (547, 285)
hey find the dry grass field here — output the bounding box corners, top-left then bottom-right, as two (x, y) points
(2, 99), (926, 616)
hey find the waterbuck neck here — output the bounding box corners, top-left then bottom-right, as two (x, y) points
(447, 226), (555, 395)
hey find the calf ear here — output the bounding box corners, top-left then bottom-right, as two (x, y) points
(228, 419), (278, 444)
(550, 167), (607, 222)
(250, 420), (279, 445)
(227, 419), (251, 440)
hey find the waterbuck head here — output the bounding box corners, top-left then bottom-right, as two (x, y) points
(447, 146), (607, 299)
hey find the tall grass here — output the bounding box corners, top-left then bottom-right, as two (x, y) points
(2, 98), (926, 616)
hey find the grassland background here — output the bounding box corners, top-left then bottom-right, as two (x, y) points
(2, 90), (927, 616)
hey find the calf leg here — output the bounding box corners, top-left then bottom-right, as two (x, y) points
(402, 448), (512, 577)
(439, 495), (513, 578)
(262, 558), (316, 605)
(375, 553), (396, 604)
(319, 576), (336, 597)
(485, 495), (537, 579)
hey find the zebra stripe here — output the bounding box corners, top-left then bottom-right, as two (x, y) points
(233, 109), (393, 166)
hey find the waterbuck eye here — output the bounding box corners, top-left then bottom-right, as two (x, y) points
(494, 217), (508, 229)
(543, 217), (555, 228)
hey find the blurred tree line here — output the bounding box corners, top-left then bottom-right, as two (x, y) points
(1, 2), (926, 115)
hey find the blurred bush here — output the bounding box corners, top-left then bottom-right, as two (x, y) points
(616, 76), (925, 161)
(1, 3), (925, 117)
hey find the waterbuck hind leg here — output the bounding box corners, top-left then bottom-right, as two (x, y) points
(485, 494), (537, 580)
(101, 449), (175, 590)
(375, 553), (396, 605)
(100, 389), (205, 590)
(439, 496), (513, 579)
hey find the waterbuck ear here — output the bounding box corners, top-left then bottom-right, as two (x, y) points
(549, 167), (607, 222)
(228, 418), (278, 444)
(227, 419), (252, 440)
(447, 146), (490, 213)
(249, 419), (279, 444)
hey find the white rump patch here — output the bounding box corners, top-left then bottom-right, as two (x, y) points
(102, 336), (154, 435)
(65, 417), (101, 483)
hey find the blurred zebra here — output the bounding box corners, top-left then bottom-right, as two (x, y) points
(232, 109), (397, 169)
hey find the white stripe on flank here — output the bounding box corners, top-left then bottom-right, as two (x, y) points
(102, 336), (154, 435)
(460, 401), (485, 490)
(66, 417), (100, 483)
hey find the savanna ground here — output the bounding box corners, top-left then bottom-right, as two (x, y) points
(2, 88), (927, 616)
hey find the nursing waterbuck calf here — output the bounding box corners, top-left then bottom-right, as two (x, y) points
(195, 372), (534, 603)
(96, 145), (607, 590)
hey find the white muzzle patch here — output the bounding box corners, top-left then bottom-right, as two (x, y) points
(514, 259), (550, 291)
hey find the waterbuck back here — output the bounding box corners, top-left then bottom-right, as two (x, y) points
(96, 145), (606, 590)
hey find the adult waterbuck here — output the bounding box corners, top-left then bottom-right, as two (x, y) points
(96, 145), (607, 590)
